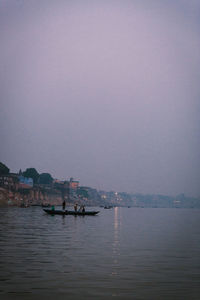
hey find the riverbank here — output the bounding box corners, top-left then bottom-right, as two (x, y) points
(0, 187), (66, 207)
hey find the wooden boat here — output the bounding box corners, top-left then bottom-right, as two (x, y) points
(43, 208), (99, 216)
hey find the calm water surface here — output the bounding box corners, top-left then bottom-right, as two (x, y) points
(0, 207), (200, 299)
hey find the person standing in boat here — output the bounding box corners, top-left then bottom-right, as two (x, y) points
(62, 200), (66, 211)
(74, 203), (78, 212)
(82, 205), (85, 213)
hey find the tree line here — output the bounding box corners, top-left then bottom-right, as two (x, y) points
(0, 162), (53, 185)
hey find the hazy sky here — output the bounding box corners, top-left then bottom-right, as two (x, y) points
(1, 0), (200, 196)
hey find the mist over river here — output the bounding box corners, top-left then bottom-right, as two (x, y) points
(0, 207), (200, 299)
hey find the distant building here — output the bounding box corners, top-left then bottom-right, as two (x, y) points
(18, 183), (32, 190)
(0, 173), (19, 190)
(53, 179), (68, 187)
(53, 179), (63, 185)
(69, 177), (79, 189)
(18, 176), (33, 187)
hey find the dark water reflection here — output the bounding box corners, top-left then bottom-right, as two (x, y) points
(0, 207), (200, 299)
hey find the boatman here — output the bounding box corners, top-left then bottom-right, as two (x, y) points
(74, 203), (78, 212)
(62, 200), (66, 211)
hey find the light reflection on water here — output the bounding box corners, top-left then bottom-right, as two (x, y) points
(111, 207), (121, 278)
(0, 207), (200, 299)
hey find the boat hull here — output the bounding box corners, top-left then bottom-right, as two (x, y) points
(43, 209), (99, 216)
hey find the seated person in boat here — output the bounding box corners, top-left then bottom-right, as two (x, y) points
(78, 205), (85, 212)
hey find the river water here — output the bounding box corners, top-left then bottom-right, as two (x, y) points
(0, 207), (200, 299)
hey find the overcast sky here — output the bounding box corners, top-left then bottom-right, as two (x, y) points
(0, 0), (200, 196)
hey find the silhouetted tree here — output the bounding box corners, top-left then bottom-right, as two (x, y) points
(0, 162), (10, 175)
(23, 168), (39, 184)
(38, 173), (53, 184)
